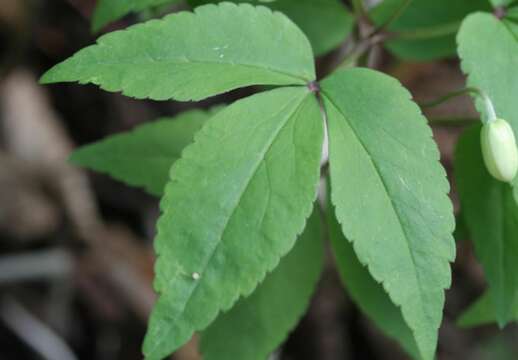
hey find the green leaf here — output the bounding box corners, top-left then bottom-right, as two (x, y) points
(370, 0), (490, 61)
(453, 212), (469, 243)
(506, 6), (518, 23)
(70, 108), (218, 196)
(321, 68), (455, 360)
(458, 291), (518, 328)
(490, 0), (515, 7)
(143, 86), (324, 359)
(326, 195), (420, 359)
(457, 12), (518, 200)
(41, 3), (315, 102)
(200, 209), (323, 360)
(455, 125), (518, 326)
(457, 293), (498, 328)
(189, 0), (354, 56)
(92, 0), (180, 32)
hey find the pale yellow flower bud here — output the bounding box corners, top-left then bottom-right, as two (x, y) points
(481, 118), (518, 183)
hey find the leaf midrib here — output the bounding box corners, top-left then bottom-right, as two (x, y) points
(149, 89), (311, 355)
(323, 92), (432, 329)
(53, 54), (312, 84)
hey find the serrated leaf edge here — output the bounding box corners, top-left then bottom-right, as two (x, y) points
(321, 83), (454, 360)
(144, 88), (324, 358)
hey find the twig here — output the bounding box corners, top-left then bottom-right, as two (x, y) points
(0, 297), (78, 360)
(337, 32), (389, 68)
(351, 0), (368, 21)
(0, 249), (74, 284)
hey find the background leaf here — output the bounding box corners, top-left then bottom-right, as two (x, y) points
(143, 86), (324, 359)
(321, 68), (455, 360)
(490, 0), (516, 7)
(92, 0), (181, 32)
(41, 3), (315, 101)
(369, 0), (490, 61)
(457, 12), (518, 200)
(200, 209), (323, 360)
(455, 125), (518, 326)
(70, 108), (217, 196)
(458, 291), (518, 328)
(326, 196), (420, 359)
(189, 0), (354, 56)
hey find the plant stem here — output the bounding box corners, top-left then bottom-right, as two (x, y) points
(337, 32), (387, 69)
(419, 88), (473, 108)
(351, 0), (367, 20)
(419, 87), (497, 123)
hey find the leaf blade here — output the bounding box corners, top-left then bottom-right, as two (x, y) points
(369, 0), (490, 61)
(92, 0), (180, 32)
(42, 3), (315, 101)
(455, 125), (518, 325)
(143, 86), (324, 359)
(321, 68), (455, 360)
(189, 0), (354, 56)
(326, 196), (421, 359)
(200, 209), (323, 360)
(70, 108), (214, 196)
(458, 291), (518, 328)
(457, 12), (518, 199)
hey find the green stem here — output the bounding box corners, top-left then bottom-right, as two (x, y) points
(419, 88), (472, 108)
(419, 87), (497, 123)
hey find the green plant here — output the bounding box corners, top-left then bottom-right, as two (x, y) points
(41, 1), (518, 359)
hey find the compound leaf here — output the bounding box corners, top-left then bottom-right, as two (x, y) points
(41, 3), (315, 101)
(322, 68), (455, 360)
(92, 0), (181, 32)
(189, 0), (354, 56)
(200, 209), (323, 360)
(455, 125), (518, 326)
(327, 197), (420, 359)
(70, 108), (216, 196)
(143, 86), (324, 359)
(457, 12), (518, 200)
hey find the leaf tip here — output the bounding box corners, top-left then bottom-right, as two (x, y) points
(39, 65), (67, 85)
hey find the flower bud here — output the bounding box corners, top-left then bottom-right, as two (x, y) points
(480, 118), (518, 183)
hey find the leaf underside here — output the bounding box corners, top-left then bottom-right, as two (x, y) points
(188, 0), (354, 56)
(70, 108), (215, 196)
(143, 86), (324, 359)
(41, 3), (315, 101)
(455, 125), (518, 326)
(457, 12), (518, 202)
(200, 209), (324, 360)
(322, 68), (455, 360)
(327, 198), (420, 359)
